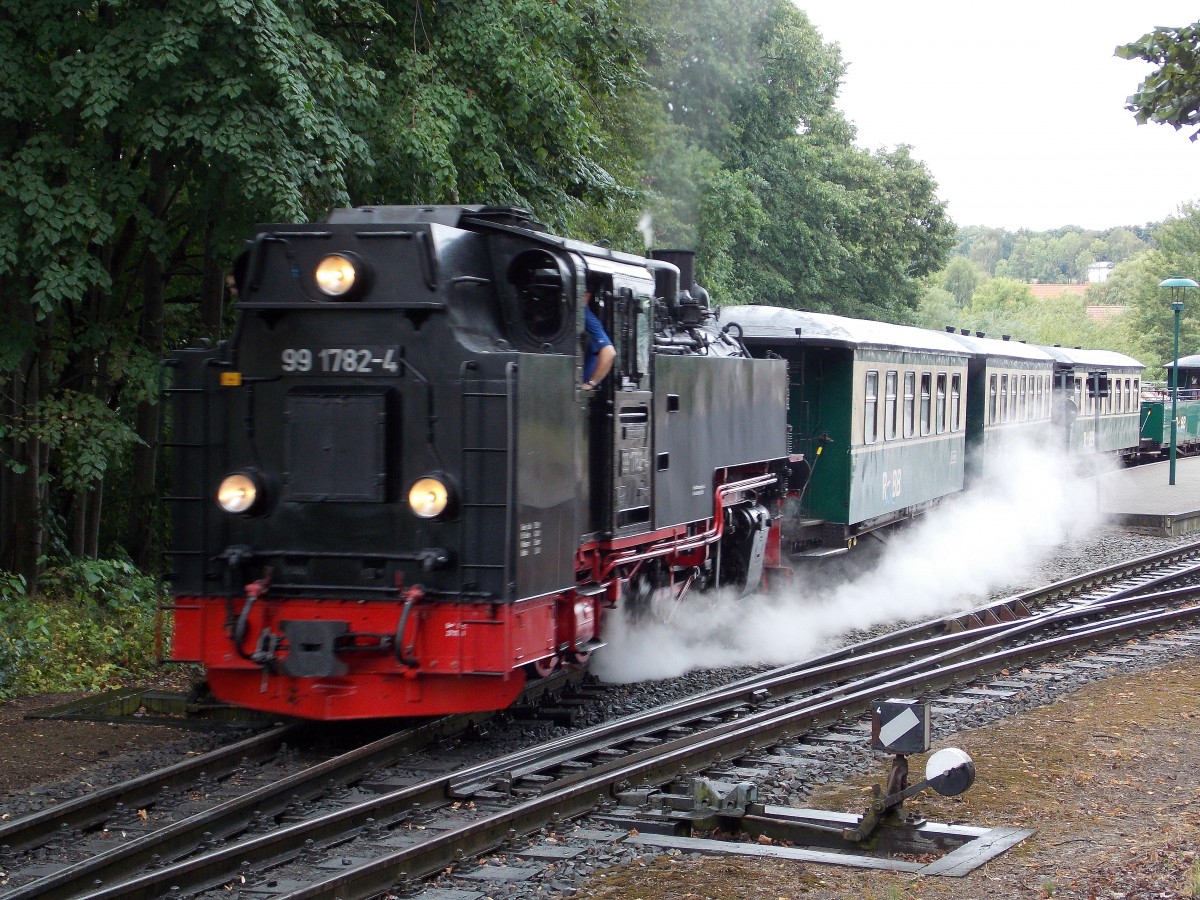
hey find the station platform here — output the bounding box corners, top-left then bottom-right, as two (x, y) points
(1097, 455), (1200, 536)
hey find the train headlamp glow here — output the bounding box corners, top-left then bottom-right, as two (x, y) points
(409, 477), (451, 519)
(315, 254), (358, 297)
(217, 472), (261, 514)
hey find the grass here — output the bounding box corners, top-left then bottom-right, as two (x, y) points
(0, 559), (167, 700)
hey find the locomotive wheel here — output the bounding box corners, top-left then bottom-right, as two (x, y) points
(624, 563), (685, 624)
(567, 649), (591, 668)
(531, 654), (561, 678)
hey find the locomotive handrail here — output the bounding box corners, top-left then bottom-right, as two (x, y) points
(599, 471), (779, 578)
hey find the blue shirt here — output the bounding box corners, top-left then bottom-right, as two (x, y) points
(583, 307), (613, 381)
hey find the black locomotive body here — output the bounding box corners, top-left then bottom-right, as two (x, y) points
(166, 206), (789, 720)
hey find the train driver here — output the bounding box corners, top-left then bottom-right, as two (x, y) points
(582, 289), (615, 391)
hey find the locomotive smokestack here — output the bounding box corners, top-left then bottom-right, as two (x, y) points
(652, 249), (696, 290)
(651, 250), (708, 324)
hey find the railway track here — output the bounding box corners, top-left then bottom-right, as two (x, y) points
(3, 540), (1200, 899)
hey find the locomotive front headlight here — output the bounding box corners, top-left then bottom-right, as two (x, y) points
(217, 471), (263, 515)
(314, 253), (359, 298)
(408, 476), (454, 519)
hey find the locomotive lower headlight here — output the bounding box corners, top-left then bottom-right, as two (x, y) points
(409, 476), (452, 519)
(217, 472), (262, 514)
(314, 253), (359, 298)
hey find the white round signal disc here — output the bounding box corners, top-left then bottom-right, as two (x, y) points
(924, 747), (975, 797)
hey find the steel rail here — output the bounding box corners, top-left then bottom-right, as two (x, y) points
(270, 597), (1200, 900)
(0, 713), (480, 900)
(43, 587), (1200, 900)
(5, 541), (1198, 897)
(0, 725), (297, 854)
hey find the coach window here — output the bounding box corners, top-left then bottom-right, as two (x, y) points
(1036, 376), (1043, 418)
(950, 373), (962, 431)
(1019, 375), (1027, 420)
(884, 371), (898, 440)
(920, 373), (932, 436)
(1075, 377), (1085, 414)
(903, 372), (916, 438)
(935, 373), (947, 433)
(988, 374), (997, 424)
(864, 371), (879, 444)
(1125, 378), (1132, 410)
(999, 375), (1008, 423)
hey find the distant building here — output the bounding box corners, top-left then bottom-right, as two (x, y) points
(1088, 261), (1114, 283)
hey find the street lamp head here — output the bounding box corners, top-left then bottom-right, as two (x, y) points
(1159, 276), (1200, 289)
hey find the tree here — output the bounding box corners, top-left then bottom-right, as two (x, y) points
(1118, 22), (1200, 141)
(942, 257), (980, 308)
(642, 1), (953, 318)
(0, 0), (384, 586)
(349, 0), (653, 238)
(914, 285), (959, 331)
(1123, 204), (1200, 371)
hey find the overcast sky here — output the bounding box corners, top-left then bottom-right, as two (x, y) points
(794, 1), (1199, 232)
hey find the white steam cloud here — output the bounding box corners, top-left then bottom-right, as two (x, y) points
(636, 212), (654, 251)
(592, 438), (1111, 683)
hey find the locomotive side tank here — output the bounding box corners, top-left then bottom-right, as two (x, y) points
(728, 306), (970, 557)
(165, 206), (789, 720)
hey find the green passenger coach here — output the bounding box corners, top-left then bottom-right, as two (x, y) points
(943, 331), (1057, 480)
(1140, 353), (1200, 459)
(729, 306), (969, 557)
(1037, 345), (1143, 459)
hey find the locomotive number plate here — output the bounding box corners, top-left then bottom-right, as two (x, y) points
(280, 347), (401, 375)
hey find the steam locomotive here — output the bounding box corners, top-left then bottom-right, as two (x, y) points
(164, 204), (1145, 721)
(165, 205), (790, 720)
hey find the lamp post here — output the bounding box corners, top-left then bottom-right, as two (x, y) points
(1159, 276), (1199, 485)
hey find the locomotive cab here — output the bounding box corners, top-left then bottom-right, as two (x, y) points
(164, 205), (789, 720)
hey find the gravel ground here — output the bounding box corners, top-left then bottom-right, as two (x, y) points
(1, 525), (1198, 899)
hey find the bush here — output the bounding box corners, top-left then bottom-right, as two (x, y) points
(0, 559), (167, 700)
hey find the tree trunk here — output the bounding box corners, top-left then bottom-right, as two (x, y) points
(7, 350), (43, 592)
(86, 482), (103, 558)
(201, 211), (225, 340)
(124, 153), (169, 569)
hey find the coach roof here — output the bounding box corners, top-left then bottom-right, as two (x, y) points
(942, 331), (1058, 363)
(726, 305), (969, 355)
(1035, 345), (1144, 370)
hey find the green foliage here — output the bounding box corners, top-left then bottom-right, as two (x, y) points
(1118, 22), (1200, 141)
(1, 390), (141, 491)
(0, 559), (165, 700)
(913, 286), (959, 331)
(639, 1), (951, 318)
(955, 225), (1152, 280)
(915, 269), (1145, 365)
(352, 0), (650, 232)
(942, 257), (980, 308)
(1119, 204), (1200, 374)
